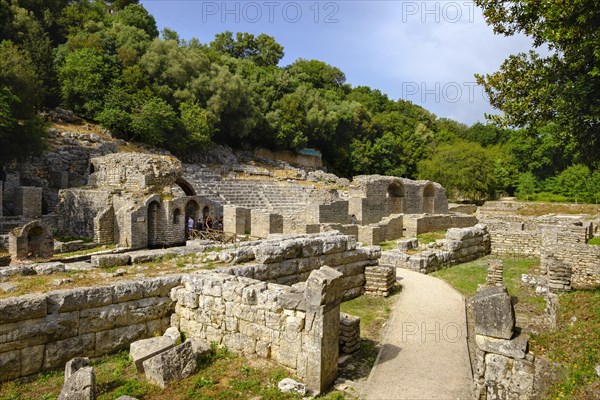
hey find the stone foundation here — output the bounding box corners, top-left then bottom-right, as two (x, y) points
(380, 224), (490, 274)
(215, 233), (380, 301)
(486, 259), (504, 287)
(0, 276), (181, 381)
(339, 313), (360, 354)
(364, 266), (396, 296)
(172, 266), (343, 394)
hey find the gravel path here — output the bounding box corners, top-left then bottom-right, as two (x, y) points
(365, 268), (473, 400)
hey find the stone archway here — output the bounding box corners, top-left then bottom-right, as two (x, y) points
(386, 181), (405, 214)
(423, 183), (435, 214)
(176, 177), (197, 197)
(8, 221), (54, 259)
(147, 201), (160, 248)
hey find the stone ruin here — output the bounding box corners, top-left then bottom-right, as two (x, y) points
(57, 153), (219, 249)
(0, 232), (380, 394)
(472, 286), (558, 400)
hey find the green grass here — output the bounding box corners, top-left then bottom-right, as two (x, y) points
(378, 240), (397, 251)
(340, 287), (398, 339)
(416, 231), (446, 244)
(588, 236), (600, 246)
(531, 289), (600, 399)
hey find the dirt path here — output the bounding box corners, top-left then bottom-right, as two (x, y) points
(365, 268), (473, 400)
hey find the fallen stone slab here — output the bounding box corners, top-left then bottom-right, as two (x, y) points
(58, 366), (96, 400)
(34, 262), (66, 275)
(163, 327), (181, 345)
(64, 357), (89, 383)
(130, 336), (175, 373)
(143, 340), (197, 388)
(278, 378), (306, 395)
(472, 286), (515, 340)
(91, 254), (130, 268)
(475, 332), (529, 359)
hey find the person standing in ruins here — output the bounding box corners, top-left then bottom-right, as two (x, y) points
(187, 216), (194, 237)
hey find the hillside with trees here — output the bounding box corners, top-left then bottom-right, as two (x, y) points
(1, 0), (599, 202)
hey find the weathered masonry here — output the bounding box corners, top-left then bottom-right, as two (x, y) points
(0, 233), (380, 393)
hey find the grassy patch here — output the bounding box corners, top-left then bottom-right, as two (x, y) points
(587, 236), (600, 246)
(378, 240), (397, 251)
(52, 244), (116, 259)
(530, 289), (600, 398)
(340, 286), (399, 341)
(416, 231), (446, 244)
(517, 201), (600, 216)
(0, 347), (311, 400)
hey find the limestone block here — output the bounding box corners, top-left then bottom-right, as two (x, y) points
(112, 281), (144, 303)
(163, 327), (181, 345)
(94, 324), (147, 355)
(79, 303), (128, 333)
(305, 266), (343, 307)
(219, 247), (255, 264)
(64, 357), (89, 383)
(143, 340), (197, 388)
(34, 262), (66, 275)
(397, 238), (418, 251)
(278, 378), (307, 395)
(44, 333), (95, 368)
(46, 287), (113, 313)
(58, 366), (96, 400)
(130, 336), (175, 372)
(20, 344), (45, 376)
(475, 332), (529, 359)
(472, 286), (515, 340)
(0, 294), (47, 323)
(0, 349), (20, 381)
(90, 254), (130, 268)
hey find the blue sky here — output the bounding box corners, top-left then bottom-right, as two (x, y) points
(140, 1), (534, 125)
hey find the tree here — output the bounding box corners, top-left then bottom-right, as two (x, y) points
(179, 99), (212, 151)
(129, 97), (177, 146)
(475, 0), (600, 162)
(210, 31), (284, 67)
(57, 47), (116, 118)
(417, 141), (497, 200)
(516, 171), (538, 201)
(555, 164), (591, 203)
(113, 4), (159, 39)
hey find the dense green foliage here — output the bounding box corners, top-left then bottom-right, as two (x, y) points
(475, 0), (600, 163)
(1, 0), (598, 202)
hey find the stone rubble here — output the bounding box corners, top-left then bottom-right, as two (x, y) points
(364, 265), (396, 297)
(58, 358), (96, 400)
(142, 340), (198, 388)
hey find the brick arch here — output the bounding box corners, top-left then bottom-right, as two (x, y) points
(423, 183), (435, 214)
(386, 181), (405, 214)
(9, 220), (54, 259)
(176, 177), (196, 197)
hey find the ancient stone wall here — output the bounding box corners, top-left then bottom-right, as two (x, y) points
(357, 214), (404, 245)
(215, 232), (380, 301)
(58, 189), (112, 239)
(380, 224), (490, 274)
(8, 220), (54, 260)
(486, 221), (541, 257)
(223, 206), (251, 235)
(306, 201), (349, 225)
(541, 223), (600, 289)
(14, 187), (42, 219)
(0, 276), (181, 381)
(403, 214), (478, 237)
(88, 153), (183, 193)
(250, 210), (284, 238)
(172, 266), (342, 394)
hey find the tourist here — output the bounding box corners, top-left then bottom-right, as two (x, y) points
(195, 217), (203, 231)
(205, 214), (213, 230)
(350, 214), (357, 224)
(213, 215), (223, 231)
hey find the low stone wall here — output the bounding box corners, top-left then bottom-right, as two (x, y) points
(380, 224), (490, 274)
(486, 221), (541, 257)
(403, 214), (477, 237)
(172, 266), (342, 394)
(215, 232), (381, 301)
(0, 276), (181, 381)
(357, 214), (403, 245)
(541, 223), (600, 290)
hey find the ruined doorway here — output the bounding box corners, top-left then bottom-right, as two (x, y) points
(387, 182), (405, 214)
(147, 201), (160, 247)
(27, 226), (45, 258)
(423, 184), (435, 214)
(185, 200), (200, 234)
